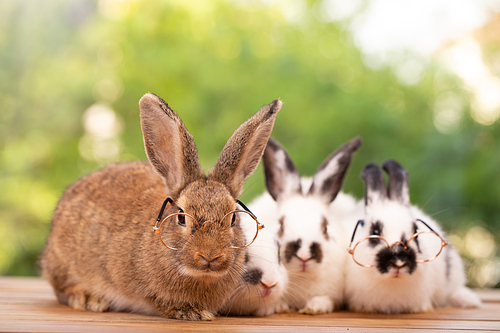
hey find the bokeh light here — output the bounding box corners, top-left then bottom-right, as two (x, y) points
(0, 0), (498, 286)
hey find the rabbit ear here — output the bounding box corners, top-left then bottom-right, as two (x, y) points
(262, 137), (301, 202)
(362, 163), (387, 206)
(210, 99), (283, 198)
(382, 159), (410, 206)
(309, 137), (362, 204)
(139, 93), (204, 196)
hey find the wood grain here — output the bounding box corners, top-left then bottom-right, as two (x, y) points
(1, 277), (498, 332)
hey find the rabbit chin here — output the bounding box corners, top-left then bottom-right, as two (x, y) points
(346, 264), (430, 313)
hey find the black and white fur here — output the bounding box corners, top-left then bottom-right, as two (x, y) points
(343, 160), (481, 313)
(251, 137), (362, 314)
(220, 216), (288, 316)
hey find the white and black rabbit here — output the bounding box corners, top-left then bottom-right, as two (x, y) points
(250, 137), (362, 314)
(343, 160), (481, 313)
(40, 93), (282, 321)
(220, 209), (289, 317)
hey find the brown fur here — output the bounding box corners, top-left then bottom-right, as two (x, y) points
(210, 99), (282, 198)
(40, 94), (282, 320)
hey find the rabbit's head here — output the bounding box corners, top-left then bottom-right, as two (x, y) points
(348, 160), (446, 279)
(262, 137), (362, 275)
(140, 93), (282, 278)
(221, 224), (288, 316)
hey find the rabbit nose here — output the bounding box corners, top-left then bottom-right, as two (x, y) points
(297, 255), (311, 263)
(196, 252), (223, 267)
(296, 256), (311, 272)
(392, 259), (407, 269)
(261, 281), (277, 289)
(260, 281), (277, 297)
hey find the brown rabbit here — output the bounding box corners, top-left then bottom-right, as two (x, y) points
(40, 93), (282, 320)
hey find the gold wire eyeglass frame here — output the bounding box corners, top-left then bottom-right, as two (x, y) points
(347, 219), (449, 268)
(152, 197), (264, 251)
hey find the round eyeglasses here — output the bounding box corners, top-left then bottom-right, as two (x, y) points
(347, 219), (449, 268)
(152, 197), (264, 251)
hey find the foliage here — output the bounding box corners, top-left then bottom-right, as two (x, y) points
(0, 0), (498, 287)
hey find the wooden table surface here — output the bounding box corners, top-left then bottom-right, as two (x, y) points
(1, 276), (499, 332)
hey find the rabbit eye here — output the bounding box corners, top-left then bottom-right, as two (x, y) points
(231, 213), (236, 227)
(370, 221), (383, 236)
(177, 210), (185, 226)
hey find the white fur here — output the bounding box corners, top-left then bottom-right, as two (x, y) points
(107, 290), (160, 316)
(311, 154), (343, 190)
(251, 178), (357, 314)
(343, 200), (482, 313)
(220, 209), (289, 316)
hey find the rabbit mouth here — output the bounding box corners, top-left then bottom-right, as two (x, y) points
(180, 259), (233, 277)
(261, 288), (273, 297)
(384, 262), (416, 279)
(285, 258), (315, 273)
(296, 259), (308, 272)
(185, 266), (229, 278)
(297, 256), (320, 272)
(391, 267), (405, 278)
(260, 281), (278, 297)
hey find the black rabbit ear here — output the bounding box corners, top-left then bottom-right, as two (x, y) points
(382, 159), (410, 206)
(361, 163), (387, 206)
(262, 137), (301, 202)
(309, 137), (362, 204)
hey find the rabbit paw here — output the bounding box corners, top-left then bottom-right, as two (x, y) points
(275, 300), (292, 314)
(63, 285), (110, 312)
(165, 304), (215, 321)
(298, 296), (334, 315)
(86, 294), (111, 312)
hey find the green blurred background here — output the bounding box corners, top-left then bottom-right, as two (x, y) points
(1, 0), (499, 287)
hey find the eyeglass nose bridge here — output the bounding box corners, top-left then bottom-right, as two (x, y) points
(388, 240), (408, 251)
(199, 219), (213, 228)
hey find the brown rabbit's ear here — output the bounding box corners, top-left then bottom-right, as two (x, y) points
(139, 93), (203, 196)
(263, 137), (302, 202)
(308, 137), (362, 204)
(210, 99), (283, 198)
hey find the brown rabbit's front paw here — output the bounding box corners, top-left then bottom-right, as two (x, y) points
(164, 304), (215, 321)
(86, 294), (110, 312)
(63, 284), (110, 312)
